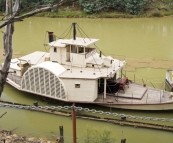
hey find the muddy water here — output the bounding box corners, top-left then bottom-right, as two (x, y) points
(0, 17), (173, 142)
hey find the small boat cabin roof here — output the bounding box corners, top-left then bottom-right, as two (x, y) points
(18, 51), (48, 65)
(48, 37), (99, 47)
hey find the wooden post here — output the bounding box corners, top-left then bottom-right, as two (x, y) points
(146, 93), (148, 103)
(58, 126), (64, 143)
(104, 78), (106, 98)
(72, 104), (76, 143)
(131, 93), (133, 104)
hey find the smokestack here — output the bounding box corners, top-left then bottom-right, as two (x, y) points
(72, 22), (76, 40)
(48, 32), (54, 42)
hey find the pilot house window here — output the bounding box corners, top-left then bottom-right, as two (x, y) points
(54, 47), (57, 52)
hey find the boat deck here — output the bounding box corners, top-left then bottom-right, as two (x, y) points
(6, 74), (172, 105)
(95, 83), (172, 104)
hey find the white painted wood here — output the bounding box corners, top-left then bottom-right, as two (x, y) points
(50, 47), (61, 63)
(18, 51), (47, 65)
(61, 78), (97, 102)
(61, 37), (99, 47)
(9, 68), (21, 76)
(54, 75), (56, 97)
(70, 53), (86, 67)
(61, 48), (66, 64)
(172, 70), (173, 84)
(28, 68), (31, 91)
(104, 56), (112, 67)
(43, 68), (46, 95)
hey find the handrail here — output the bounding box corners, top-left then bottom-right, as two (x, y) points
(85, 48), (96, 59)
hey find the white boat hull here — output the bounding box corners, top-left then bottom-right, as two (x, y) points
(6, 78), (173, 110)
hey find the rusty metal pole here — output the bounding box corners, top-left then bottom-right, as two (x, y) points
(72, 104), (76, 143)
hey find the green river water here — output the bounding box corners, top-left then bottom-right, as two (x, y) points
(0, 17), (173, 142)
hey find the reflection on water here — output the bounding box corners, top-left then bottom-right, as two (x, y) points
(0, 17), (173, 142)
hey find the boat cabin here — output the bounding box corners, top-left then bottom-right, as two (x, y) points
(48, 38), (105, 67)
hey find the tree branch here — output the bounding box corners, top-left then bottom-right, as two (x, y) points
(0, 0), (76, 29)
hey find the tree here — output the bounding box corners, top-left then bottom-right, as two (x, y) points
(0, 0), (74, 96)
(0, 0), (19, 97)
(78, 0), (147, 14)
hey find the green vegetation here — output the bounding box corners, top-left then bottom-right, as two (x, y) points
(83, 126), (115, 143)
(0, 0), (173, 18)
(78, 0), (147, 15)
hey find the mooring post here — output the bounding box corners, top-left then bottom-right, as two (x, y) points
(131, 93), (133, 104)
(160, 91), (161, 103)
(72, 103), (76, 143)
(121, 138), (126, 143)
(121, 131), (126, 143)
(146, 93), (148, 104)
(59, 126), (64, 143)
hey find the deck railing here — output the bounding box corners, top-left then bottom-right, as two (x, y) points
(85, 48), (96, 59)
(7, 73), (21, 86)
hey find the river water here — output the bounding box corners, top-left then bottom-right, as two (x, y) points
(0, 17), (173, 142)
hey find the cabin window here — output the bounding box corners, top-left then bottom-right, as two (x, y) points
(54, 47), (57, 52)
(71, 46), (77, 53)
(79, 46), (84, 53)
(66, 45), (70, 52)
(75, 83), (80, 88)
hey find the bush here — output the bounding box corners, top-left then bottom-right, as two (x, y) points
(78, 0), (147, 15)
(0, 0), (5, 12)
(150, 11), (163, 17)
(125, 0), (147, 15)
(84, 126), (115, 143)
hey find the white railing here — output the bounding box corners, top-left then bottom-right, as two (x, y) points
(85, 48), (96, 59)
(8, 74), (21, 86)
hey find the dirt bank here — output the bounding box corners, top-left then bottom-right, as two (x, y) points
(0, 130), (59, 143)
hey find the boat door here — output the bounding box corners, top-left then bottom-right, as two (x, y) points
(60, 47), (66, 64)
(66, 45), (70, 62)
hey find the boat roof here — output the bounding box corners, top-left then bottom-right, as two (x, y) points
(9, 58), (21, 70)
(59, 60), (125, 79)
(18, 51), (49, 65)
(33, 61), (66, 76)
(48, 39), (66, 48)
(48, 37), (99, 47)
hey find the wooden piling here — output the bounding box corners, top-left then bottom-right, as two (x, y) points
(58, 126), (64, 143)
(72, 104), (76, 143)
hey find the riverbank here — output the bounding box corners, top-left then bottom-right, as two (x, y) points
(1, 10), (173, 19)
(0, 130), (58, 143)
(34, 8), (173, 18)
(1, 2), (173, 19)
